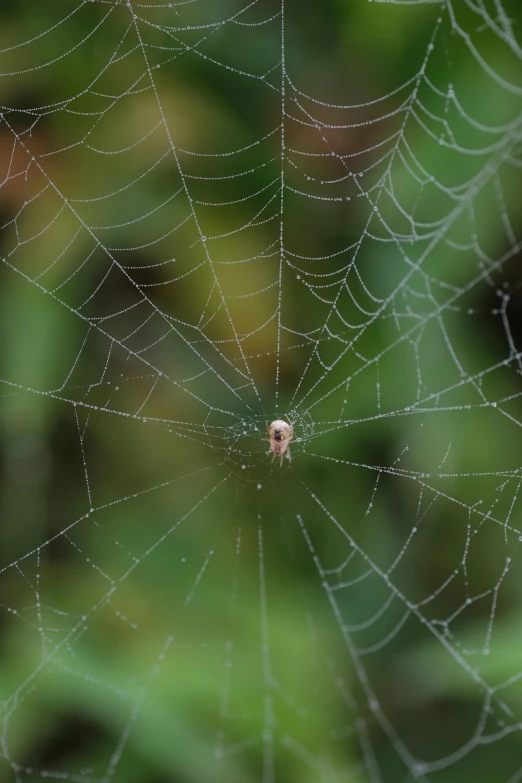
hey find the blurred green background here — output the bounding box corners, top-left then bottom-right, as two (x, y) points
(0, 1), (522, 782)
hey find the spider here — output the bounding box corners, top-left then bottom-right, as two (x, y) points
(263, 419), (295, 467)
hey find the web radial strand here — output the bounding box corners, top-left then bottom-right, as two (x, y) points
(0, 1), (521, 783)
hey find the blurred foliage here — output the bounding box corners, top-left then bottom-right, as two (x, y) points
(0, 1), (522, 782)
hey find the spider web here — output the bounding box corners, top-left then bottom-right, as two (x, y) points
(1, 0), (522, 781)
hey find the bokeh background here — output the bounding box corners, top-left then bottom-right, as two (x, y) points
(1, 1), (522, 782)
